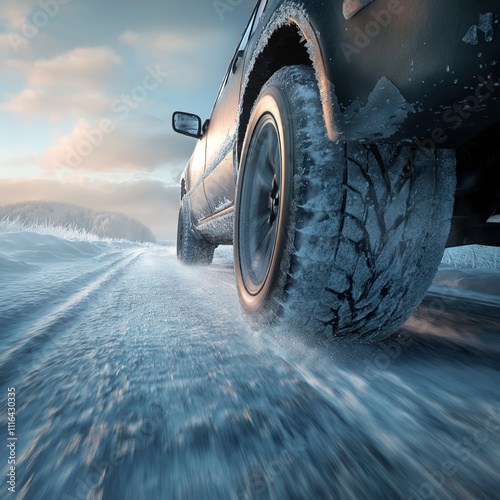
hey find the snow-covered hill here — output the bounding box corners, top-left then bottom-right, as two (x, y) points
(0, 201), (156, 242)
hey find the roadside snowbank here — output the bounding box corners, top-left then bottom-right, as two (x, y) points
(443, 245), (499, 270)
(0, 231), (141, 275)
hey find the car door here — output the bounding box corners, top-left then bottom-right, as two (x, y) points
(202, 1), (266, 217)
(186, 133), (211, 225)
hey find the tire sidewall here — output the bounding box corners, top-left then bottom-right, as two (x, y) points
(234, 85), (296, 316)
(176, 204), (185, 261)
(177, 197), (216, 265)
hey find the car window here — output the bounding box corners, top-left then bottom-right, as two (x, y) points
(237, 11), (254, 53)
(215, 4), (259, 102)
(251, 0), (268, 36)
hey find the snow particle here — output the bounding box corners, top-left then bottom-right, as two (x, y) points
(462, 25), (478, 45)
(479, 12), (494, 42)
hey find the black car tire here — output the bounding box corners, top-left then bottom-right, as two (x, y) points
(177, 198), (216, 265)
(234, 65), (456, 341)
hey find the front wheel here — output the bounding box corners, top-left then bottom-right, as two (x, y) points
(234, 65), (456, 341)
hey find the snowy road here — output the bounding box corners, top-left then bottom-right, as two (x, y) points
(0, 234), (499, 500)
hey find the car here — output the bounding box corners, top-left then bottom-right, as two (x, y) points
(172, 0), (500, 341)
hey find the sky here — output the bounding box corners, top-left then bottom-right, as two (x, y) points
(0, 0), (255, 241)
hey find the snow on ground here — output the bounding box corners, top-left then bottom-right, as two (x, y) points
(0, 231), (137, 270)
(1, 227), (497, 302)
(0, 216), (106, 242)
(0, 229), (499, 499)
(443, 244), (500, 270)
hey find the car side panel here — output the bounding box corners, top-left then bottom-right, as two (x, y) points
(202, 3), (262, 218)
(185, 136), (212, 225)
(305, 0), (500, 146)
(188, 0), (500, 240)
(202, 77), (240, 215)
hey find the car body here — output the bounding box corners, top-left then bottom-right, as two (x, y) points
(173, 0), (500, 340)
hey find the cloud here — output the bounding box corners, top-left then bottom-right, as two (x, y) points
(0, 0), (35, 30)
(0, 177), (181, 240)
(0, 33), (28, 55)
(119, 29), (209, 53)
(1, 88), (111, 120)
(1, 47), (122, 121)
(117, 28), (229, 90)
(7, 46), (122, 88)
(119, 30), (139, 44)
(20, 117), (194, 174)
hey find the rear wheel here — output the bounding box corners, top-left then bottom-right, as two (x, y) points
(234, 65), (456, 341)
(177, 198), (216, 265)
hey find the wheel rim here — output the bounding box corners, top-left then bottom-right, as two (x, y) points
(238, 113), (282, 295)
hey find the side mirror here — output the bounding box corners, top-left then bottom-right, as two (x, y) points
(172, 112), (202, 139)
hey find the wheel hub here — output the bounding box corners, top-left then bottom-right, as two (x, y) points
(268, 175), (280, 226)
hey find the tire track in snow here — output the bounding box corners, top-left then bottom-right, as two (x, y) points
(0, 245), (498, 500)
(0, 248), (145, 388)
(0, 249), (140, 337)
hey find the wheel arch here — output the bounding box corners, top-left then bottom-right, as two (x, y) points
(237, 5), (337, 164)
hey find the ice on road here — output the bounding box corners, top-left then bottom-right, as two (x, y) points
(0, 232), (499, 500)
